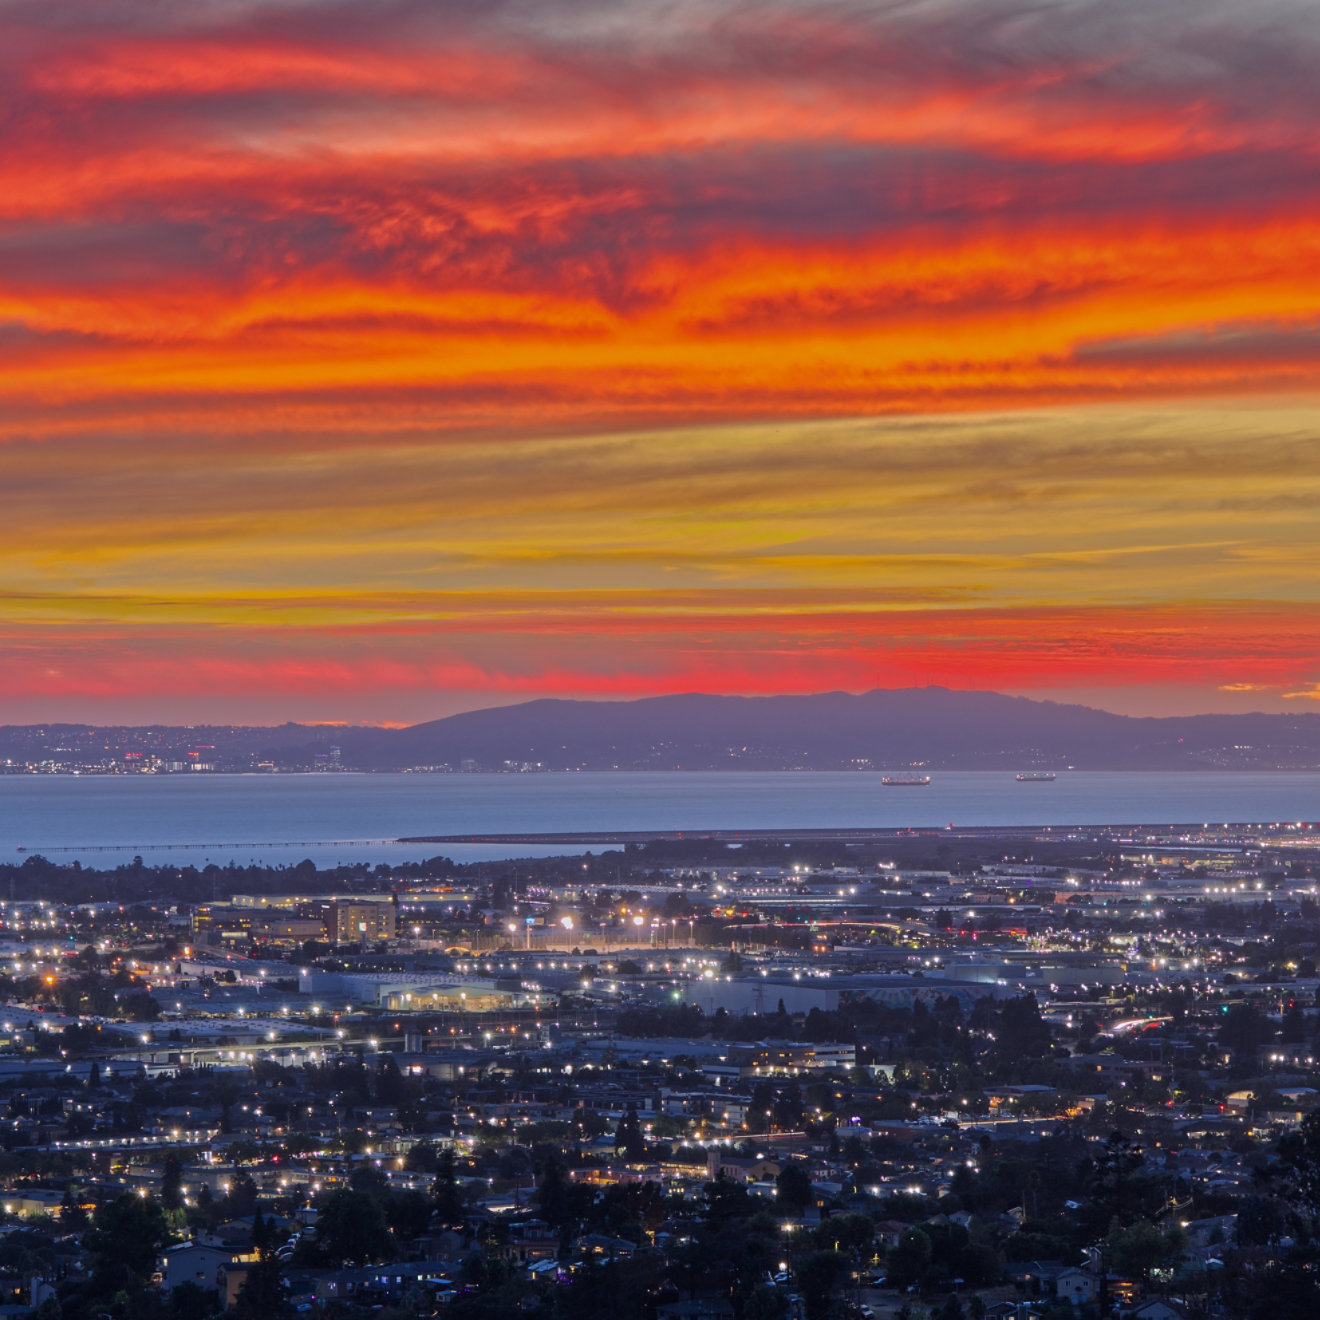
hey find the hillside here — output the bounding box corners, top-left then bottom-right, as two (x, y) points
(6, 688), (1320, 771)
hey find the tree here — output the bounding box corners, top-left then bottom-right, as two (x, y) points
(743, 1283), (789, 1320)
(433, 1146), (465, 1224)
(1281, 1003), (1307, 1044)
(535, 1155), (571, 1230)
(775, 1162), (813, 1214)
(1277, 1109), (1320, 1221)
(797, 1250), (848, 1320)
(1219, 1003), (1273, 1055)
(1235, 1195), (1287, 1246)
(406, 1139), (439, 1173)
(1092, 1130), (1145, 1225)
(705, 1173), (753, 1225)
(234, 1254), (293, 1320)
(386, 1188), (433, 1240)
(122, 990), (161, 1021)
(1105, 1219), (1183, 1285)
(824, 1212), (873, 1255)
(84, 1192), (171, 1289)
(374, 1053), (409, 1106)
(997, 994), (1051, 1057)
(161, 1153), (184, 1213)
(225, 1170), (258, 1219)
(887, 1228), (933, 1291)
(316, 1187), (393, 1264)
(1242, 1260), (1320, 1320)
(169, 1280), (221, 1320)
(251, 1207), (276, 1255)
(615, 1104), (646, 1160)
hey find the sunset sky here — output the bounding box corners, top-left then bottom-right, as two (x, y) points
(5, 0), (1320, 724)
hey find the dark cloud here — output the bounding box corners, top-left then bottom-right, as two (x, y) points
(1, 143), (1317, 320)
(1075, 318), (1320, 369)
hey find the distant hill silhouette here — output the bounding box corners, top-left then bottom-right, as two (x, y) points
(7, 688), (1318, 771)
(332, 688), (1320, 771)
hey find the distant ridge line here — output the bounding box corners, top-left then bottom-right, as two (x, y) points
(400, 823), (1299, 845)
(18, 837), (403, 854)
(7, 687), (1320, 771)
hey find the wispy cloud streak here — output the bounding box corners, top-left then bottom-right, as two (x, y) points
(3, 1), (1320, 716)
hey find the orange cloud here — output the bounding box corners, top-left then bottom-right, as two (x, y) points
(1, 601), (1318, 713)
(3, 1), (1320, 719)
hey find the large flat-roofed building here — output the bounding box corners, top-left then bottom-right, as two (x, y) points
(250, 914), (327, 946)
(193, 903), (330, 947)
(382, 980), (550, 1012)
(331, 898), (397, 944)
(191, 904), (256, 944)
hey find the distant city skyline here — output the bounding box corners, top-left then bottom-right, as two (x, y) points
(5, 2), (1320, 725)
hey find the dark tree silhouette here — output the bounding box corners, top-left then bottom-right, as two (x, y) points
(316, 1187), (393, 1264)
(775, 1162), (812, 1214)
(615, 1104), (646, 1159)
(161, 1153), (184, 1212)
(234, 1254), (293, 1320)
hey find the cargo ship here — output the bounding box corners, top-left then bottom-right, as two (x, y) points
(882, 774), (932, 786)
(1015, 771), (1057, 782)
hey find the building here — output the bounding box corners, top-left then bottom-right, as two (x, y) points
(382, 979), (553, 1013)
(1056, 1266), (1101, 1305)
(331, 899), (397, 945)
(157, 1242), (243, 1295)
(250, 914), (327, 946)
(2, 1188), (64, 1217)
(746, 1041), (856, 1075)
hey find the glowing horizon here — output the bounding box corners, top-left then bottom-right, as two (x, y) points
(5, 0), (1320, 724)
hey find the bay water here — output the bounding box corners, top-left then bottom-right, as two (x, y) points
(0, 770), (1316, 869)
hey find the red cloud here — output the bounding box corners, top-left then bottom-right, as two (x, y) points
(4, 1), (1320, 720)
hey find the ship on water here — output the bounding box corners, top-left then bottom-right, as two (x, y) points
(1015, 771), (1057, 782)
(882, 774), (932, 786)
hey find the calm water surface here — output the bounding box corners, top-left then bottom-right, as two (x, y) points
(0, 771), (1317, 867)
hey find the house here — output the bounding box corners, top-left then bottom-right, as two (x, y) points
(706, 1151), (781, 1182)
(156, 1242), (236, 1295)
(217, 1261), (254, 1310)
(303, 1259), (460, 1303)
(1055, 1267), (1099, 1306)
(495, 1220), (560, 1263)
(1004, 1260), (1067, 1294)
(197, 1220), (258, 1252)
(576, 1234), (637, 1259)
(1179, 1215), (1234, 1249)
(1125, 1301), (1187, 1320)
(657, 1302), (735, 1320)
(872, 1220), (909, 1249)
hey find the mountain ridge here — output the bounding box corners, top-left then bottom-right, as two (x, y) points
(4, 687), (1320, 771)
